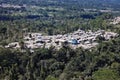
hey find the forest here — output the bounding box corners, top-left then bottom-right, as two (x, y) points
(0, 36), (120, 80)
(0, 0), (120, 80)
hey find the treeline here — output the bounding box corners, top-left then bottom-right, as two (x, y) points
(0, 0), (120, 10)
(0, 37), (120, 80)
(0, 12), (117, 45)
(0, 0), (117, 41)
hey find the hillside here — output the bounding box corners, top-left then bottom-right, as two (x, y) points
(0, 0), (120, 10)
(0, 0), (120, 80)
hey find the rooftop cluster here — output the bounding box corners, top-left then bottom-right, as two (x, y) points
(0, 4), (26, 8)
(111, 16), (120, 25)
(5, 29), (118, 50)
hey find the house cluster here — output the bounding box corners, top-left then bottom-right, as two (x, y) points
(111, 16), (120, 25)
(0, 4), (26, 8)
(5, 29), (118, 50)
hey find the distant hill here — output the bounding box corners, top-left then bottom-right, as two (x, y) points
(0, 0), (120, 10)
(0, 0), (120, 5)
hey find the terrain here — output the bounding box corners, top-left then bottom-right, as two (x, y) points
(0, 0), (120, 80)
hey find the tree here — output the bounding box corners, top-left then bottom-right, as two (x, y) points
(92, 68), (120, 80)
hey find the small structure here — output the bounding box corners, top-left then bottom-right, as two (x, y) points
(69, 39), (79, 45)
(5, 42), (20, 48)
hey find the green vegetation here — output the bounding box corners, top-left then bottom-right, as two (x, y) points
(0, 37), (120, 80)
(0, 0), (119, 43)
(93, 69), (120, 80)
(0, 0), (120, 80)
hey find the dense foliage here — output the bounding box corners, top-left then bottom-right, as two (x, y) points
(0, 0), (119, 42)
(0, 37), (120, 80)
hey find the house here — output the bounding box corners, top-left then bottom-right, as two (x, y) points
(68, 39), (79, 45)
(5, 42), (20, 48)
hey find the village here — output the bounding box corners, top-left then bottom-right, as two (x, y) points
(111, 16), (120, 25)
(0, 3), (26, 8)
(5, 29), (118, 50)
